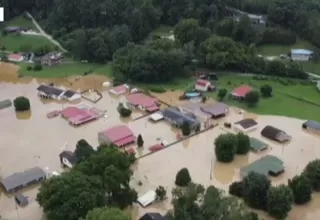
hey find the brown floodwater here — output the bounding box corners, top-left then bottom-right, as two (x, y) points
(1, 62), (320, 220)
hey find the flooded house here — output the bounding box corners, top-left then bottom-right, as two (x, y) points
(162, 107), (200, 131)
(1, 167), (46, 193)
(41, 52), (63, 66)
(126, 93), (160, 112)
(61, 106), (99, 126)
(261, 125), (292, 143)
(234, 118), (258, 133)
(98, 125), (135, 147)
(302, 120), (320, 135)
(37, 85), (81, 101)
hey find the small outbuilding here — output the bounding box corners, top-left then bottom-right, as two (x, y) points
(234, 118), (258, 132)
(149, 112), (164, 122)
(61, 90), (81, 101)
(302, 120), (320, 134)
(200, 102), (229, 118)
(139, 213), (165, 220)
(109, 84), (128, 95)
(291, 49), (313, 61)
(195, 79), (214, 92)
(261, 125), (291, 143)
(137, 190), (156, 207)
(231, 85), (252, 99)
(249, 137), (268, 152)
(59, 151), (78, 168)
(14, 193), (29, 207)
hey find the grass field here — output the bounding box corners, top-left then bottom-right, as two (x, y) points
(5, 15), (35, 30)
(0, 34), (55, 51)
(257, 39), (314, 56)
(299, 61), (320, 75)
(146, 74), (320, 121)
(19, 62), (112, 78)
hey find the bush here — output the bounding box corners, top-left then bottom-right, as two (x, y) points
(175, 168), (191, 187)
(236, 132), (250, 155)
(26, 65), (33, 71)
(242, 172), (271, 210)
(224, 122), (231, 128)
(244, 91), (259, 107)
(13, 96), (30, 111)
(229, 181), (244, 197)
(137, 134), (144, 147)
(214, 133), (237, 163)
(33, 64), (42, 71)
(260, 84), (272, 97)
(267, 185), (294, 219)
(155, 186), (167, 200)
(303, 159), (320, 191)
(149, 86), (166, 93)
(288, 174), (312, 205)
(117, 103), (132, 117)
(217, 88), (227, 100)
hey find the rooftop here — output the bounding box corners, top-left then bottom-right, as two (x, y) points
(37, 84), (64, 97)
(231, 85), (252, 97)
(249, 137), (268, 152)
(126, 93), (158, 108)
(241, 155), (284, 178)
(235, 118), (258, 129)
(291, 49), (313, 55)
(200, 102), (229, 117)
(196, 79), (210, 86)
(303, 120), (320, 130)
(61, 106), (98, 125)
(110, 84), (127, 94)
(101, 125), (134, 143)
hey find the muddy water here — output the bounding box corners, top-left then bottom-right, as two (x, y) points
(1, 63), (320, 220)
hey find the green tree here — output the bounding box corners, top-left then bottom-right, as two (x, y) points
(214, 133), (237, 162)
(232, 14), (258, 45)
(267, 185), (294, 219)
(175, 168), (191, 186)
(201, 96), (207, 103)
(265, 60), (287, 77)
(155, 185), (167, 200)
(75, 139), (94, 161)
(245, 91), (260, 107)
(288, 174), (312, 205)
(174, 19), (210, 45)
(1, 54), (8, 62)
(137, 134), (144, 147)
(37, 172), (105, 220)
(13, 96), (30, 111)
(85, 207), (130, 220)
(303, 159), (320, 191)
(260, 84), (273, 97)
(236, 132), (250, 155)
(242, 172), (271, 210)
(181, 121), (191, 136)
(117, 103), (132, 117)
(229, 181), (244, 197)
(217, 88), (227, 100)
(75, 146), (137, 208)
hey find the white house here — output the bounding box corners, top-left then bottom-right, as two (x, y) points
(195, 79), (212, 92)
(137, 190), (156, 207)
(291, 49), (313, 61)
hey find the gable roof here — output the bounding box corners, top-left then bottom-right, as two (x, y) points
(200, 102), (229, 116)
(59, 151), (78, 165)
(241, 155), (284, 178)
(162, 107), (199, 127)
(231, 85), (252, 97)
(1, 167), (46, 192)
(139, 213), (165, 220)
(303, 120), (320, 130)
(126, 93), (158, 108)
(235, 118), (258, 129)
(37, 85), (64, 96)
(196, 79), (210, 87)
(261, 125), (291, 143)
(102, 125), (134, 143)
(63, 90), (76, 98)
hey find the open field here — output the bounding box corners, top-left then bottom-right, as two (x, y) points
(5, 15), (35, 30)
(300, 61), (320, 75)
(0, 34), (55, 51)
(257, 39), (314, 56)
(19, 62), (113, 78)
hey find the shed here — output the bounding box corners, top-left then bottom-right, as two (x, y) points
(234, 118), (258, 132)
(302, 120), (320, 133)
(249, 137), (268, 152)
(139, 213), (165, 220)
(149, 112), (164, 122)
(14, 193), (28, 207)
(291, 49), (313, 61)
(1, 167), (46, 193)
(231, 85), (252, 99)
(0, 99), (12, 110)
(137, 190), (156, 207)
(261, 125), (291, 143)
(240, 155), (284, 178)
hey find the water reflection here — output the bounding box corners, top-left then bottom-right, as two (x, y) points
(15, 110), (32, 120)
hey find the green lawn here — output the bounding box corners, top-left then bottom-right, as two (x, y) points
(0, 34), (55, 51)
(257, 39), (314, 56)
(19, 62), (112, 78)
(149, 74), (320, 121)
(299, 61), (320, 75)
(5, 15), (35, 30)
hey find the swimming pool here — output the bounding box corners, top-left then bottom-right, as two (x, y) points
(184, 92), (201, 98)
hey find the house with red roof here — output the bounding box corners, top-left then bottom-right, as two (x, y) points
(8, 53), (24, 62)
(98, 125), (135, 147)
(126, 93), (160, 112)
(195, 79), (214, 92)
(109, 84), (129, 95)
(231, 85), (252, 99)
(61, 106), (99, 126)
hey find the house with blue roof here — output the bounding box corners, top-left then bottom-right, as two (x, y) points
(291, 49), (313, 61)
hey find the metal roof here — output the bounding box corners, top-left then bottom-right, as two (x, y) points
(303, 120), (320, 130)
(291, 49), (313, 55)
(1, 167), (46, 192)
(249, 137), (268, 152)
(235, 118), (258, 129)
(137, 190), (156, 207)
(240, 155), (283, 178)
(37, 85), (64, 96)
(162, 107), (200, 127)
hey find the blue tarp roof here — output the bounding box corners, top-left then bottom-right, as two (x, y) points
(291, 49), (313, 55)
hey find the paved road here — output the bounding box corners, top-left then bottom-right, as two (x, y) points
(26, 12), (67, 52)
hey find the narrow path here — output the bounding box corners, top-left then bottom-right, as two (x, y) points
(25, 12), (67, 52)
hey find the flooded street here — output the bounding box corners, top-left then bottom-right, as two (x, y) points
(1, 62), (320, 220)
